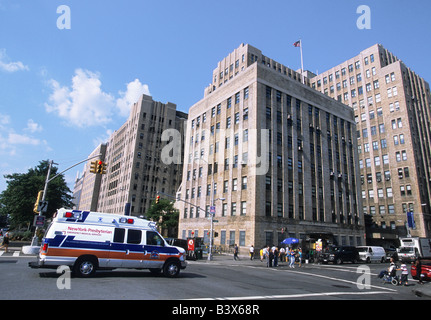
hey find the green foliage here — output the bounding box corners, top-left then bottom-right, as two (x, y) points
(146, 198), (179, 237)
(0, 160), (74, 228)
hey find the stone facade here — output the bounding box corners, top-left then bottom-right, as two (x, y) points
(96, 94), (187, 216)
(310, 44), (431, 244)
(177, 44), (364, 253)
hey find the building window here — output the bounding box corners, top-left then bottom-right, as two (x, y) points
(235, 92), (240, 104)
(232, 178), (238, 191)
(242, 176), (247, 189)
(231, 202), (237, 216)
(239, 231), (246, 246)
(241, 202), (247, 216)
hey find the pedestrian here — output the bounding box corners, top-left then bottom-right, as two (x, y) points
(267, 246), (273, 267)
(400, 263), (409, 286)
(280, 247), (286, 262)
(415, 259), (424, 284)
(273, 246), (279, 267)
(233, 244), (239, 260)
(297, 248), (303, 267)
(260, 247), (264, 262)
(249, 245), (254, 260)
(263, 246), (268, 265)
(289, 248), (295, 268)
(0, 232), (9, 253)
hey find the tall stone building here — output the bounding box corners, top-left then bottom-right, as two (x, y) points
(310, 44), (431, 245)
(177, 44), (364, 252)
(74, 143), (107, 211)
(96, 94), (187, 216)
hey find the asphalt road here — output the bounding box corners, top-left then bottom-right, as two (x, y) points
(0, 252), (427, 303)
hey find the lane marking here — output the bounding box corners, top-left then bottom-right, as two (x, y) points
(188, 291), (392, 300)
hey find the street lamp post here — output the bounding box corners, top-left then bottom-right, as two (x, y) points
(194, 157), (224, 261)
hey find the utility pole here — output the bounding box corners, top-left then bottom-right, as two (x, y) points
(29, 154), (102, 248)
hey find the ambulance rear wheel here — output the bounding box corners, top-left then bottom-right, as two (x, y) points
(74, 256), (97, 277)
(163, 260), (180, 278)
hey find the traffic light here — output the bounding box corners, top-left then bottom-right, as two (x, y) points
(93, 160), (107, 174)
(33, 190), (43, 213)
(96, 160), (103, 174)
(89, 160), (97, 173)
(155, 195), (160, 204)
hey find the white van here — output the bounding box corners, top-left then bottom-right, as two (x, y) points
(29, 208), (187, 277)
(356, 246), (386, 263)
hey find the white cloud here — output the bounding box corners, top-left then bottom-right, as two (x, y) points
(0, 49), (29, 72)
(45, 69), (150, 127)
(0, 114), (47, 156)
(25, 119), (43, 133)
(0, 113), (11, 130)
(8, 133), (40, 146)
(116, 79), (150, 117)
(45, 69), (116, 127)
(92, 129), (113, 147)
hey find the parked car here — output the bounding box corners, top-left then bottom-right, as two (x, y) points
(357, 246), (386, 263)
(411, 259), (431, 281)
(320, 246), (360, 264)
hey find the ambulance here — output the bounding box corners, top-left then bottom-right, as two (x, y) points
(29, 208), (187, 278)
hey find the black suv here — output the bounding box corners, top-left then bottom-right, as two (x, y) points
(320, 246), (360, 264)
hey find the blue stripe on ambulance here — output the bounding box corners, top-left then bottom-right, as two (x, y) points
(44, 235), (180, 255)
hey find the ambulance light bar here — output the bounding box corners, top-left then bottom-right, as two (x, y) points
(64, 211), (81, 219)
(119, 217), (134, 224)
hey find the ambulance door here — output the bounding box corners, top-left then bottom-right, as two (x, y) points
(121, 229), (146, 268)
(107, 228), (126, 268)
(143, 231), (166, 269)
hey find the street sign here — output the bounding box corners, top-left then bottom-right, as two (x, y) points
(188, 239), (195, 251)
(33, 215), (46, 227)
(210, 206), (215, 214)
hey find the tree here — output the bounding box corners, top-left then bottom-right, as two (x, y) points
(0, 160), (74, 228)
(146, 198), (179, 238)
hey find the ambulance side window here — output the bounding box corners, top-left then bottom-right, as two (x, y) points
(147, 231), (164, 246)
(127, 229), (142, 244)
(113, 228), (125, 243)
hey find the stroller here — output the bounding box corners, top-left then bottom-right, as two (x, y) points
(378, 265), (400, 286)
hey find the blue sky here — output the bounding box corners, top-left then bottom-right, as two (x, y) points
(1, 0), (430, 193)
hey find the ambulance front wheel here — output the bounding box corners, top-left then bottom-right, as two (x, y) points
(163, 259), (180, 278)
(73, 256), (98, 277)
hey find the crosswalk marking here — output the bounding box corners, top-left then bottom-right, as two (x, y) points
(0, 250), (36, 257)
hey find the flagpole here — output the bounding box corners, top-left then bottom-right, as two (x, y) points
(300, 39), (304, 84)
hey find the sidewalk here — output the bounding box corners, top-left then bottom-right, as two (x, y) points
(194, 252), (304, 268)
(0, 241), (36, 256)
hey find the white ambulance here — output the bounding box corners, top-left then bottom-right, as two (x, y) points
(29, 208), (187, 278)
